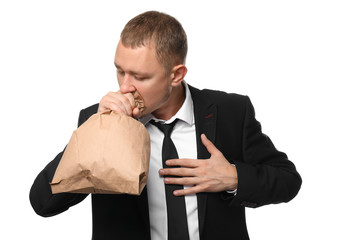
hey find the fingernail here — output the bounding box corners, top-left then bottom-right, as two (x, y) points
(159, 169), (164, 174)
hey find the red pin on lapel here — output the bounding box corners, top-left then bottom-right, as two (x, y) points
(204, 113), (213, 119)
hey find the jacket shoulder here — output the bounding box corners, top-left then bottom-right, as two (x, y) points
(189, 85), (249, 109)
(81, 103), (99, 115)
(202, 88), (247, 102)
(78, 103), (99, 127)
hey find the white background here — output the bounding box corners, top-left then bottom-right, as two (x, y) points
(1, 0), (344, 239)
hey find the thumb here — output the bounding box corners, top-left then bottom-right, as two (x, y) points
(201, 133), (219, 155)
(132, 107), (142, 119)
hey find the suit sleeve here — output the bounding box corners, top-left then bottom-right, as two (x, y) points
(29, 109), (89, 217)
(230, 97), (302, 208)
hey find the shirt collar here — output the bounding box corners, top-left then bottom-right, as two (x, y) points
(139, 81), (194, 126)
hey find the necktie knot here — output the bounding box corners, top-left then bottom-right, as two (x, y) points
(150, 119), (178, 137)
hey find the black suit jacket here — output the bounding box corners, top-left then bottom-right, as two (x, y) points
(30, 86), (302, 240)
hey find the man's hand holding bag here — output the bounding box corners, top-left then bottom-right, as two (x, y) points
(50, 91), (150, 195)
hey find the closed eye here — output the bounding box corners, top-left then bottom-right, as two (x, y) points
(134, 75), (148, 81)
(117, 69), (125, 76)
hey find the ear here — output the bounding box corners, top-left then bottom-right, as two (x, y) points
(170, 64), (188, 87)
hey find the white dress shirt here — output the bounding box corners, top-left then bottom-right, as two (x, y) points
(140, 82), (200, 240)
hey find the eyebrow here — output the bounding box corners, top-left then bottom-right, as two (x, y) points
(114, 62), (148, 76)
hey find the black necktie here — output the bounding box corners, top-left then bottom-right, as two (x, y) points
(151, 119), (189, 240)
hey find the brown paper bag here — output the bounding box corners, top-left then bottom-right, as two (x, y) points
(50, 93), (150, 195)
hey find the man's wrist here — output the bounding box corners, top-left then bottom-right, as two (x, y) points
(225, 163), (238, 191)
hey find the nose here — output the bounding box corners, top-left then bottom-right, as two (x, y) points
(119, 74), (136, 94)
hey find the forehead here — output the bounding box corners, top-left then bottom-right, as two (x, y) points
(115, 41), (162, 72)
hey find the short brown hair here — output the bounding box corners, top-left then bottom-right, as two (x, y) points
(120, 11), (188, 73)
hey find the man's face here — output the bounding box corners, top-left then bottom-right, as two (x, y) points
(114, 40), (173, 117)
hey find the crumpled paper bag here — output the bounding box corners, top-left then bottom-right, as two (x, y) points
(50, 92), (150, 195)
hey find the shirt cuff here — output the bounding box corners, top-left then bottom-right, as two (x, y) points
(226, 189), (237, 196)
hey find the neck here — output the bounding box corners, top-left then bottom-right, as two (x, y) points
(152, 83), (186, 121)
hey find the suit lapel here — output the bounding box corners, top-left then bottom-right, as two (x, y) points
(189, 85), (217, 236)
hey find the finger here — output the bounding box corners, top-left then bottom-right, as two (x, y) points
(105, 93), (135, 116)
(132, 107), (142, 119)
(173, 185), (205, 196)
(165, 159), (200, 168)
(99, 92), (131, 115)
(123, 92), (136, 109)
(159, 167), (195, 177)
(99, 99), (121, 113)
(164, 177), (199, 185)
(98, 92), (116, 112)
(107, 100), (128, 115)
(201, 133), (219, 155)
(97, 104), (106, 113)
(114, 93), (134, 116)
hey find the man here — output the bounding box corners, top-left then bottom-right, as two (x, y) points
(30, 11), (302, 240)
